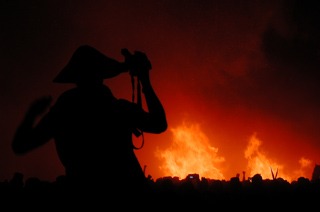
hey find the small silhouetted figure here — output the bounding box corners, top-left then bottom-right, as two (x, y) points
(12, 46), (167, 200)
(9, 173), (24, 190)
(252, 174), (263, 188)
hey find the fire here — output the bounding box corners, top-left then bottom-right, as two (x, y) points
(299, 157), (312, 168)
(156, 123), (225, 179)
(245, 134), (312, 182)
(156, 123), (312, 182)
(293, 157), (313, 178)
(245, 133), (288, 180)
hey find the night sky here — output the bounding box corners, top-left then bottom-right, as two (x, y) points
(1, 0), (320, 182)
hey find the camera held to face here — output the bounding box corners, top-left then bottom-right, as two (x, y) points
(121, 49), (152, 77)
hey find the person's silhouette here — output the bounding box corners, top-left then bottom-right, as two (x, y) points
(12, 45), (167, 198)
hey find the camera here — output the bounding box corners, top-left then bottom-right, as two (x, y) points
(121, 49), (152, 77)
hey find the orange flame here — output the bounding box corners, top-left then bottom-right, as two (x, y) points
(245, 134), (312, 182)
(244, 133), (288, 180)
(155, 123), (225, 179)
(156, 123), (312, 181)
(292, 157), (312, 178)
(299, 157), (312, 168)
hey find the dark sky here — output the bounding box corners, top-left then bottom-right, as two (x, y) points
(1, 0), (320, 181)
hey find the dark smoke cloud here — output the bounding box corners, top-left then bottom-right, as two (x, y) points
(263, 0), (320, 84)
(206, 0), (320, 120)
(260, 0), (320, 119)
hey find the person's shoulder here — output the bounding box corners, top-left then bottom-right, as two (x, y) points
(54, 88), (80, 105)
(116, 99), (143, 118)
(60, 87), (78, 96)
(59, 88), (79, 98)
(118, 99), (134, 107)
(117, 99), (140, 110)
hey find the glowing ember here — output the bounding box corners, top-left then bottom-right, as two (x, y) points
(156, 123), (225, 179)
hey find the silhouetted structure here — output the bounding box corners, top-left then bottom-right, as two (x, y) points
(12, 46), (167, 202)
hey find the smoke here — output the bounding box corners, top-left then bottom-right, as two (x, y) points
(260, 0), (320, 114)
(197, 0), (320, 146)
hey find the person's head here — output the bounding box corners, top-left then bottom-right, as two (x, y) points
(53, 45), (128, 85)
(75, 78), (103, 88)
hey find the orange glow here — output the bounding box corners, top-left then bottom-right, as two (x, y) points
(155, 123), (225, 179)
(245, 133), (289, 180)
(155, 124), (314, 182)
(299, 157), (312, 168)
(245, 134), (312, 182)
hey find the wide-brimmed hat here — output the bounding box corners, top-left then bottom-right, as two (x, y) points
(53, 45), (127, 83)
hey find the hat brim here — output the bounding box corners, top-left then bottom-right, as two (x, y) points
(53, 45), (127, 83)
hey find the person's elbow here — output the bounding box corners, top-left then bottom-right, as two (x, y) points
(153, 118), (168, 134)
(12, 143), (28, 155)
(12, 139), (29, 155)
(140, 113), (168, 134)
(159, 119), (168, 133)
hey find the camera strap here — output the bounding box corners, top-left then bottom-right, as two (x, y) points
(131, 75), (144, 150)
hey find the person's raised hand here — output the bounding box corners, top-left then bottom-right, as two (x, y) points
(27, 96), (52, 116)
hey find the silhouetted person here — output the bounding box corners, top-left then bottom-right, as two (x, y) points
(251, 174), (263, 189)
(9, 173), (24, 190)
(12, 46), (167, 200)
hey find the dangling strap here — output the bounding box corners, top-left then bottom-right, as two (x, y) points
(137, 77), (142, 108)
(131, 75), (135, 103)
(131, 76), (144, 150)
(133, 131), (144, 150)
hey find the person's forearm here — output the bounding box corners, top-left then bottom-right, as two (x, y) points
(140, 75), (167, 132)
(12, 96), (52, 154)
(12, 111), (36, 154)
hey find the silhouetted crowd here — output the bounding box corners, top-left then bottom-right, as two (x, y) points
(1, 172), (320, 210)
(151, 174), (320, 209)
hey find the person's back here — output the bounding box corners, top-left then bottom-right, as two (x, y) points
(51, 84), (146, 189)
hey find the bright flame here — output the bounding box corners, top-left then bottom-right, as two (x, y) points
(245, 134), (312, 182)
(156, 123), (225, 179)
(156, 124), (312, 181)
(245, 133), (291, 180)
(299, 157), (312, 168)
